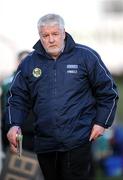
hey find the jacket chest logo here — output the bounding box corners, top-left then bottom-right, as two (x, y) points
(32, 68), (42, 78)
(67, 64), (78, 74)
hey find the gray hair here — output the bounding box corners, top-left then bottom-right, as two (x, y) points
(37, 13), (65, 30)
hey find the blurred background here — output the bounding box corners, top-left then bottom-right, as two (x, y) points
(0, 0), (123, 179)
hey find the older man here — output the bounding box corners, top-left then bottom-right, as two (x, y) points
(6, 14), (118, 180)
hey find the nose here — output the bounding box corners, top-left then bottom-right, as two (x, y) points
(49, 35), (54, 43)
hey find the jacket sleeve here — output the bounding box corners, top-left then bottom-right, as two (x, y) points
(85, 49), (119, 128)
(5, 64), (31, 130)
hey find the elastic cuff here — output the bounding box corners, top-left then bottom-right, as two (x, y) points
(95, 121), (109, 129)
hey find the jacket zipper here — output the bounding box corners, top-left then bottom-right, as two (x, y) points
(54, 60), (57, 97)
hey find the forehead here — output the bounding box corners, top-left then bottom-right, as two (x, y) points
(39, 25), (62, 34)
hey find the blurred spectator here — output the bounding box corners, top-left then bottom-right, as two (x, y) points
(92, 129), (114, 175)
(1, 50), (35, 153)
(111, 124), (123, 155)
(92, 126), (123, 177)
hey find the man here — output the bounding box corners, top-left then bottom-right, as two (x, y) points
(1, 50), (34, 152)
(6, 14), (118, 180)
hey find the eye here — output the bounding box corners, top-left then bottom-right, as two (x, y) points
(42, 34), (48, 38)
(52, 32), (59, 36)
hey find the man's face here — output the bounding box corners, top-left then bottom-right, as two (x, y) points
(39, 25), (65, 59)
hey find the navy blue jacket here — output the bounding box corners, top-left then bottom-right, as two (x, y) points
(6, 33), (118, 153)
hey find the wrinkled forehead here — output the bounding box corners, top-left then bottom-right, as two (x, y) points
(39, 24), (64, 34)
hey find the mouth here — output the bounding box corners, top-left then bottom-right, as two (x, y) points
(49, 44), (57, 48)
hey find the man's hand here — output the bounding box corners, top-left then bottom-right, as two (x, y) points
(89, 124), (105, 141)
(7, 126), (21, 154)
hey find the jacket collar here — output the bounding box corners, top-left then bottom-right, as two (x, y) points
(33, 32), (75, 57)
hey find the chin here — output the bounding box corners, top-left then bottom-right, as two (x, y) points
(48, 49), (60, 54)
